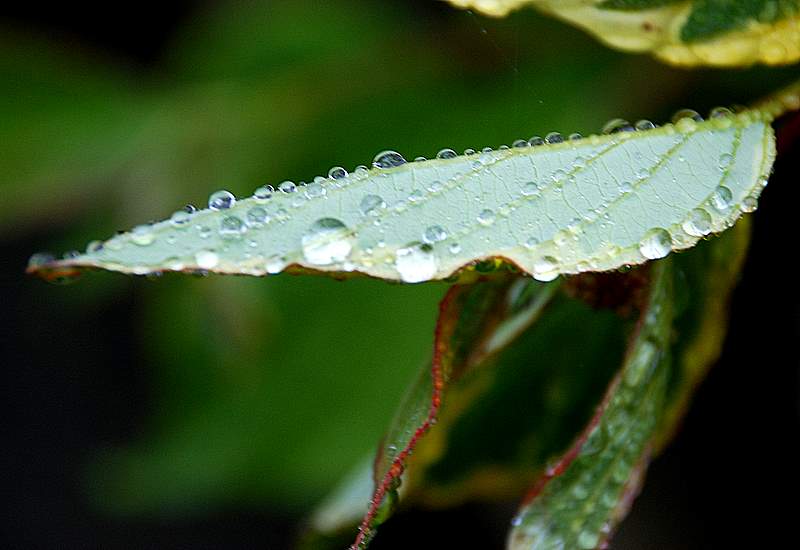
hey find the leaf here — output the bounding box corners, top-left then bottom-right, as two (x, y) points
(350, 275), (561, 548)
(447, 0), (800, 66)
(507, 258), (673, 550)
(28, 110), (774, 285)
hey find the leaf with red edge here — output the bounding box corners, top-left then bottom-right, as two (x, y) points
(508, 259), (673, 549)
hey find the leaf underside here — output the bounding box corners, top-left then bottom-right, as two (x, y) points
(447, 0), (800, 66)
(29, 111), (773, 285)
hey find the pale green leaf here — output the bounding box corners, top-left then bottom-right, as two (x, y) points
(29, 110), (773, 284)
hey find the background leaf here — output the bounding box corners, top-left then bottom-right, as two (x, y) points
(447, 0), (800, 66)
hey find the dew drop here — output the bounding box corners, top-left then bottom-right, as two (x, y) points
(545, 132), (563, 144)
(635, 119), (656, 131)
(373, 150), (407, 169)
(741, 195), (758, 213)
(408, 189), (424, 202)
(131, 225), (155, 246)
(524, 236), (539, 249)
(531, 256), (559, 282)
(304, 182), (326, 199)
(170, 210), (192, 227)
(672, 108), (703, 124)
(208, 190), (235, 210)
(528, 136), (544, 146)
(423, 225), (447, 244)
(395, 243), (437, 283)
(246, 206), (269, 227)
(265, 254), (286, 274)
(254, 184), (274, 201)
(718, 152), (734, 169)
(639, 228), (672, 259)
(512, 139), (528, 148)
(301, 218), (354, 265)
(709, 106), (733, 119)
(86, 240), (104, 254)
(448, 242), (462, 255)
(521, 181), (540, 197)
(195, 250), (219, 269)
(711, 185), (733, 210)
(682, 208), (712, 237)
(602, 118), (634, 134)
(436, 148), (457, 159)
(477, 209), (496, 226)
(328, 166), (348, 180)
(278, 180), (296, 194)
(219, 216), (246, 239)
(568, 132), (582, 141)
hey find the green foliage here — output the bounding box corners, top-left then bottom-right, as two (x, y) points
(14, 1), (799, 549)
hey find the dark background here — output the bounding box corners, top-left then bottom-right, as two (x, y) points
(2, 1), (798, 548)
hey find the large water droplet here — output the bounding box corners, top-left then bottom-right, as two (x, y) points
(672, 108), (703, 124)
(711, 185), (733, 210)
(254, 184), (274, 201)
(301, 218), (354, 265)
(531, 256), (559, 282)
(278, 181), (296, 194)
(639, 228), (672, 259)
(741, 195), (758, 213)
(545, 132), (563, 144)
(682, 208), (712, 237)
(718, 152), (734, 169)
(328, 166), (348, 180)
(209, 190), (235, 210)
(635, 119), (656, 131)
(373, 150), (407, 169)
(195, 250), (219, 269)
(395, 243), (437, 283)
(360, 194), (386, 216)
(436, 148), (457, 159)
(602, 118), (634, 134)
(521, 181), (540, 197)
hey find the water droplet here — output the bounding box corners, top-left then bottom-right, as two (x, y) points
(328, 166), (348, 180)
(358, 194), (385, 217)
(254, 184), (274, 201)
(219, 216), (246, 239)
(208, 190), (235, 210)
(195, 250), (219, 269)
(463, 148), (476, 156)
(263, 255), (285, 274)
(305, 182), (326, 199)
(436, 148), (457, 159)
(532, 256), (559, 282)
(635, 119), (656, 131)
(682, 208), (712, 237)
(524, 236), (539, 249)
(274, 208), (289, 221)
(521, 181), (540, 197)
(528, 136), (544, 146)
(711, 185), (733, 210)
(741, 195), (758, 213)
(246, 206), (269, 227)
(170, 210), (192, 227)
(184, 204), (197, 213)
(301, 218), (354, 265)
(448, 242), (461, 254)
(86, 240), (104, 254)
(131, 225), (155, 246)
(477, 209), (495, 226)
(278, 180), (296, 194)
(620, 181), (633, 193)
(512, 139), (528, 148)
(545, 132), (563, 144)
(718, 152), (734, 169)
(568, 132), (582, 141)
(639, 228), (672, 259)
(408, 189), (424, 202)
(672, 109), (703, 124)
(395, 243), (437, 283)
(709, 106), (733, 119)
(423, 225), (447, 244)
(373, 150), (407, 169)
(635, 167), (649, 180)
(602, 118), (634, 134)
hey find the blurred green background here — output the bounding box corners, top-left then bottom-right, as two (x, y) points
(2, 1), (799, 548)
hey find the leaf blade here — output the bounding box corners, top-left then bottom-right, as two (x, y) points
(29, 111), (774, 285)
